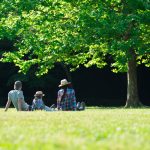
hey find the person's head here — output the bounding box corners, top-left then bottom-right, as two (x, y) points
(34, 91), (45, 99)
(14, 81), (22, 90)
(58, 79), (71, 89)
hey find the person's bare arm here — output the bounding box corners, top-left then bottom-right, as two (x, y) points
(4, 100), (11, 111)
(18, 99), (22, 111)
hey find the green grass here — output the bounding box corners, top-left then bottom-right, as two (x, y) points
(0, 108), (150, 150)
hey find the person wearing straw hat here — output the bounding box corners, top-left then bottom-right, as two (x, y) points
(4, 81), (31, 111)
(57, 79), (77, 111)
(32, 91), (54, 111)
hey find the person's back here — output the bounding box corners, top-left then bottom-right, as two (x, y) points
(5, 81), (29, 111)
(32, 91), (54, 111)
(62, 88), (76, 110)
(8, 90), (28, 111)
(32, 98), (45, 110)
(57, 79), (77, 111)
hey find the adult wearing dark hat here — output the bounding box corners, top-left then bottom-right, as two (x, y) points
(4, 81), (30, 111)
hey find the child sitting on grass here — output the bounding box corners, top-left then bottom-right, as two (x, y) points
(32, 91), (53, 111)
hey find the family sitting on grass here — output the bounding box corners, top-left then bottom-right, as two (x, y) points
(4, 79), (85, 111)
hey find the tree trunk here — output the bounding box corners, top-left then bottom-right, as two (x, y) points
(125, 49), (143, 108)
(60, 62), (72, 82)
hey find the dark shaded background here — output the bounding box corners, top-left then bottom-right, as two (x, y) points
(72, 65), (150, 106)
(0, 63), (149, 107)
(0, 39), (150, 107)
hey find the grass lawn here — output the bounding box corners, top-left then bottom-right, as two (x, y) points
(0, 108), (150, 150)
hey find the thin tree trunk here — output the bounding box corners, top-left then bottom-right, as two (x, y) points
(125, 49), (143, 108)
(60, 62), (72, 82)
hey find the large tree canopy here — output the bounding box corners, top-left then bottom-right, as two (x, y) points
(0, 0), (150, 107)
(0, 0), (149, 73)
(0, 0), (78, 75)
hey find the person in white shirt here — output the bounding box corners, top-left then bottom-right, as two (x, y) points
(4, 81), (30, 111)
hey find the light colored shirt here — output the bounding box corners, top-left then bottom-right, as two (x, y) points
(32, 99), (45, 110)
(8, 90), (29, 111)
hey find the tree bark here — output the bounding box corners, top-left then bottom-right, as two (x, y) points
(60, 62), (72, 82)
(125, 49), (143, 108)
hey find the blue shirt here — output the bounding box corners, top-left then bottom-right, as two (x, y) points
(32, 99), (45, 110)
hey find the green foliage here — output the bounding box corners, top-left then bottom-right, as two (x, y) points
(0, 0), (149, 75)
(0, 108), (150, 150)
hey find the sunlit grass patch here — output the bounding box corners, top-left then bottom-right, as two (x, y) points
(0, 108), (150, 150)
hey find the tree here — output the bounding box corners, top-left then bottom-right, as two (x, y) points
(73, 0), (150, 107)
(0, 0), (150, 107)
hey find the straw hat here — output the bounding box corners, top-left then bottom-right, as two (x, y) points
(59, 79), (71, 87)
(34, 91), (45, 97)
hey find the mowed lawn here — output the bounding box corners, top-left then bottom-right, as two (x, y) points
(0, 108), (150, 150)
